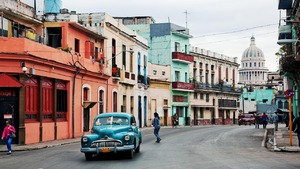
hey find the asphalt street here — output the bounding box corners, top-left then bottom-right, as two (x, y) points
(0, 125), (299, 169)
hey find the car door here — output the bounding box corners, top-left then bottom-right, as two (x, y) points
(131, 116), (139, 146)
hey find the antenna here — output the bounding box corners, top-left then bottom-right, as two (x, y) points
(184, 10), (190, 29)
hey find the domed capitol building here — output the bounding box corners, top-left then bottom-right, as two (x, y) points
(238, 36), (269, 85)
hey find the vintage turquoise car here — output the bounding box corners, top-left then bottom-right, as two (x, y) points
(80, 112), (142, 160)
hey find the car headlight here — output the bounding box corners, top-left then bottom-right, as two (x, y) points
(124, 135), (130, 141)
(82, 137), (88, 143)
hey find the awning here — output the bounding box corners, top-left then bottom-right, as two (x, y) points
(0, 74), (23, 87)
(277, 108), (289, 113)
(83, 101), (98, 109)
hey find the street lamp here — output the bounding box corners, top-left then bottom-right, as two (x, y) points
(105, 49), (134, 68)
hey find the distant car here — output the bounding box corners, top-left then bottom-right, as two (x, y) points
(238, 114), (255, 126)
(80, 112), (142, 161)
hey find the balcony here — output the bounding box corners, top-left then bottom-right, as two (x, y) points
(119, 70), (135, 85)
(137, 74), (150, 89)
(112, 67), (121, 80)
(277, 25), (293, 45)
(194, 82), (242, 94)
(172, 52), (194, 63)
(278, 0), (292, 9)
(172, 82), (194, 91)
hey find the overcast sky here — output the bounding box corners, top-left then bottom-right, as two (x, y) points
(23, 0), (281, 71)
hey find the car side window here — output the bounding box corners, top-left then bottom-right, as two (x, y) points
(131, 116), (136, 126)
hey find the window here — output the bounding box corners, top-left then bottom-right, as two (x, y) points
(175, 42), (180, 52)
(113, 92), (118, 112)
(162, 71), (165, 76)
(250, 63), (252, 67)
(175, 71), (180, 81)
(75, 38), (80, 53)
(200, 93), (204, 100)
(163, 99), (168, 106)
(194, 93), (197, 99)
(57, 89), (67, 120)
(99, 90), (104, 114)
(246, 63), (248, 67)
(42, 78), (54, 121)
(254, 62), (256, 67)
(200, 108), (204, 118)
(56, 80), (67, 121)
(122, 45), (126, 70)
(206, 94), (209, 102)
(153, 70), (157, 75)
(226, 110), (230, 119)
(25, 77), (39, 122)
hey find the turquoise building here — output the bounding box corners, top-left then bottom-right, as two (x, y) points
(116, 17), (194, 125)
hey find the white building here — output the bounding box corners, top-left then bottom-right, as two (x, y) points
(190, 47), (240, 125)
(239, 36), (269, 85)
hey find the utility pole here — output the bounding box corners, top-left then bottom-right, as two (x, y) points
(183, 10), (190, 29)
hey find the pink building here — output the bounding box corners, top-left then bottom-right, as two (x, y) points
(0, 4), (117, 144)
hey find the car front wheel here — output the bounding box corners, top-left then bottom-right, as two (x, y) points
(135, 143), (140, 153)
(85, 153), (93, 161)
(127, 149), (134, 159)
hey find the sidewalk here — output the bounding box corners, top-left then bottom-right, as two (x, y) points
(265, 123), (300, 152)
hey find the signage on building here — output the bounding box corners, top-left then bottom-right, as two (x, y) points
(285, 89), (295, 98)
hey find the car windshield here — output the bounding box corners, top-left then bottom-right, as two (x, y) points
(244, 115), (252, 118)
(95, 116), (129, 126)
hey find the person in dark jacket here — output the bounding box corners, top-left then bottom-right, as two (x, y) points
(153, 112), (161, 143)
(292, 112), (300, 147)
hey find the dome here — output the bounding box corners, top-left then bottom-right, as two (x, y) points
(241, 36), (265, 62)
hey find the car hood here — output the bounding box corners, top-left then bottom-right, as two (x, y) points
(94, 125), (132, 139)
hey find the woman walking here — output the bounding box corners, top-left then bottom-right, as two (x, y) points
(1, 121), (16, 154)
(153, 112), (161, 143)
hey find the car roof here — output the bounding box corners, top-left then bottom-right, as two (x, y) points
(95, 112), (132, 119)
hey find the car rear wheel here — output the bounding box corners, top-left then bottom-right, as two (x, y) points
(85, 153), (93, 161)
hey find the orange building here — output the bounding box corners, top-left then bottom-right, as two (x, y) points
(0, 7), (116, 144)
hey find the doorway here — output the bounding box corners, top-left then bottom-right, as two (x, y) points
(0, 89), (19, 144)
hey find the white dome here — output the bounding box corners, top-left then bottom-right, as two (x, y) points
(238, 36), (269, 85)
(241, 36), (265, 62)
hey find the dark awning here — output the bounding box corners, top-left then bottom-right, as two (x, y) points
(277, 108), (289, 113)
(0, 73), (23, 87)
(83, 101), (98, 109)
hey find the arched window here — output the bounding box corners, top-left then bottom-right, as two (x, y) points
(99, 90), (104, 114)
(113, 91), (118, 112)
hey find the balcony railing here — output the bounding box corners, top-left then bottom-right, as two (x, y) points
(277, 25), (293, 45)
(172, 82), (194, 91)
(194, 82), (242, 93)
(138, 74), (150, 86)
(112, 67), (121, 79)
(172, 52), (194, 63)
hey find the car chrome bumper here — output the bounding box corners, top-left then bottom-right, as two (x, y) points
(81, 145), (134, 154)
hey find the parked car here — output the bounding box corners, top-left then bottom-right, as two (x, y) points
(238, 113), (255, 126)
(80, 112), (142, 160)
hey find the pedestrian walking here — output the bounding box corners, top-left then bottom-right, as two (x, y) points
(273, 112), (279, 131)
(262, 112), (268, 129)
(254, 113), (260, 129)
(172, 113), (178, 128)
(292, 112), (300, 147)
(1, 120), (16, 154)
(153, 112), (161, 143)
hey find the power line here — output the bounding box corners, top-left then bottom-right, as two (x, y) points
(193, 23), (278, 38)
(191, 31), (277, 45)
